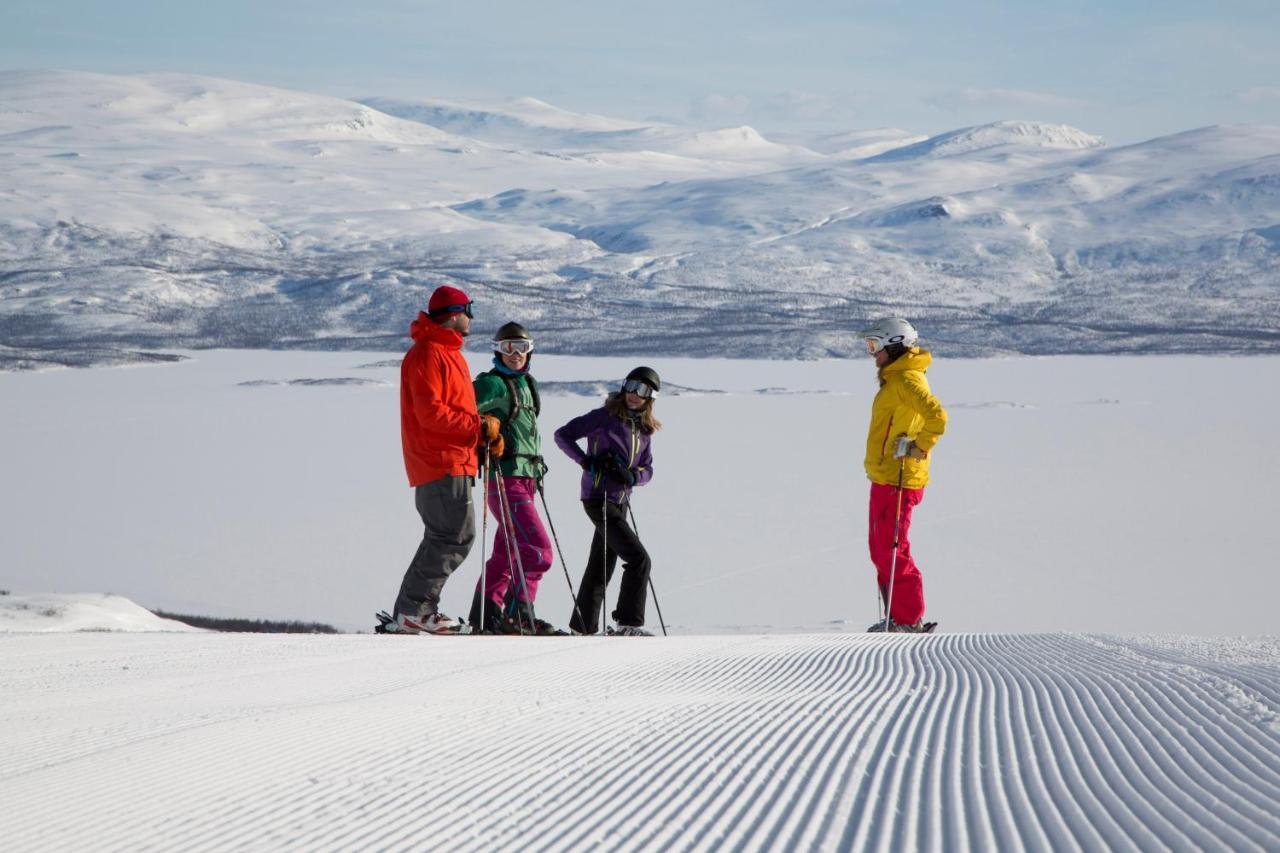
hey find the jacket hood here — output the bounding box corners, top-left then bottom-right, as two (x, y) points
(410, 311), (464, 349)
(881, 348), (932, 375)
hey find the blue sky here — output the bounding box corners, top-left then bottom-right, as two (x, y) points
(4, 0), (1279, 144)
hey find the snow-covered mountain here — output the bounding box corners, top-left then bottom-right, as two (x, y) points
(2, 70), (1278, 369)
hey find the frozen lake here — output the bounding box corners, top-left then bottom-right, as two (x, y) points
(1, 350), (1277, 635)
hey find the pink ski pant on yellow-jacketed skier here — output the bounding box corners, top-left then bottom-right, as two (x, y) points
(478, 475), (553, 606)
(868, 481), (926, 625)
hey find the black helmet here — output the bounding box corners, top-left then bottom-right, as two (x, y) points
(493, 321), (531, 342)
(623, 366), (661, 395)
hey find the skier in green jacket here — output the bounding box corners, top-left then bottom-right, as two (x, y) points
(469, 322), (561, 635)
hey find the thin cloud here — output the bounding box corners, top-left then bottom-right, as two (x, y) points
(690, 90), (863, 126)
(927, 87), (1091, 111)
(1238, 87), (1280, 103)
(690, 93), (751, 121)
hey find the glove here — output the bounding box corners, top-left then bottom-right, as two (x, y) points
(893, 435), (928, 460)
(581, 451), (608, 473)
(479, 415), (502, 443)
(478, 415), (504, 460)
(603, 451), (637, 486)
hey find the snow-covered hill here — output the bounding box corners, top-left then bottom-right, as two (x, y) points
(1, 631), (1276, 850)
(2, 70), (1279, 369)
(0, 593), (201, 633)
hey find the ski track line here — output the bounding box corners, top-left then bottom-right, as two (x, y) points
(192, 638), (696, 852)
(524, 646), (809, 848)
(0, 636), (652, 849)
(1026, 635), (1189, 849)
(0, 634), (596, 781)
(996, 635), (1096, 851)
(320, 637), (773, 851)
(1056, 634), (1279, 837)
(1020, 633), (1277, 851)
(528, 638), (859, 851)
(1, 633), (1278, 851)
(1064, 638), (1280, 847)
(675, 639), (901, 850)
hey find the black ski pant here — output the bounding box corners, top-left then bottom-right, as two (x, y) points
(394, 475), (475, 620)
(570, 498), (650, 633)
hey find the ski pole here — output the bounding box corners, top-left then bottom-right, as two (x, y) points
(493, 465), (536, 634)
(491, 465), (523, 633)
(536, 480), (588, 634)
(601, 494), (610, 636)
(626, 504), (667, 637)
(479, 447), (490, 634)
(883, 455), (908, 633)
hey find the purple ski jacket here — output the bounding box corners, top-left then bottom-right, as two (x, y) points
(554, 403), (654, 504)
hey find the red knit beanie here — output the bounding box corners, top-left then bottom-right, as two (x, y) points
(427, 285), (471, 316)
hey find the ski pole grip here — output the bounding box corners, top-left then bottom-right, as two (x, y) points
(894, 436), (913, 459)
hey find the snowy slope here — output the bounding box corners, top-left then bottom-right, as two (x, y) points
(0, 593), (201, 633)
(2, 71), (1280, 369)
(0, 631), (1276, 850)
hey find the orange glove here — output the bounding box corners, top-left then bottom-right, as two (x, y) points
(479, 414), (502, 442)
(478, 415), (504, 460)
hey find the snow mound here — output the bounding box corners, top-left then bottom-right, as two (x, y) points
(665, 125), (791, 159)
(872, 120), (1105, 160)
(361, 95), (649, 142)
(0, 593), (204, 633)
(0, 70), (458, 146)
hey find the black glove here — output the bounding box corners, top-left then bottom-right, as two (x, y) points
(581, 452), (609, 474)
(603, 451), (637, 486)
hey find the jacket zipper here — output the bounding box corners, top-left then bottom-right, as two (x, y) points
(879, 416), (894, 462)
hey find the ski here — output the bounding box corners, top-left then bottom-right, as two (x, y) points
(866, 619), (939, 634)
(374, 610), (472, 635)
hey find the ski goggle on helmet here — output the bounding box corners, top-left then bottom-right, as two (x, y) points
(622, 378), (658, 399)
(860, 318), (918, 354)
(495, 339), (533, 356)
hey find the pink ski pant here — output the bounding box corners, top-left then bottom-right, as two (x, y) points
(478, 475), (553, 606)
(868, 481), (927, 625)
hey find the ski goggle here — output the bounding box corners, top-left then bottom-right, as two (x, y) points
(864, 337), (881, 354)
(432, 302), (474, 319)
(495, 339), (533, 356)
(622, 378), (657, 399)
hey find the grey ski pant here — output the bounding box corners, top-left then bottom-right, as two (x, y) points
(394, 475), (476, 620)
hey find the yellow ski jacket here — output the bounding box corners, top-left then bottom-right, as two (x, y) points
(863, 349), (948, 489)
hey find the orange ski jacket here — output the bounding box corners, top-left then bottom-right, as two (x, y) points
(400, 312), (480, 486)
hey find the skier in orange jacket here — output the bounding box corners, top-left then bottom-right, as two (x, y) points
(385, 285), (502, 634)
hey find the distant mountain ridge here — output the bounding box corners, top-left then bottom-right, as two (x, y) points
(2, 70), (1278, 369)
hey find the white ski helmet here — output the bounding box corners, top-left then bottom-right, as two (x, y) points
(859, 318), (919, 354)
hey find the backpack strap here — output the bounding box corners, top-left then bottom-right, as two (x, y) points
(485, 369), (522, 425)
(486, 370), (540, 462)
(526, 374), (541, 417)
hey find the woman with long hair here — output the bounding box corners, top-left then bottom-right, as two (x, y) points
(554, 367), (661, 636)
